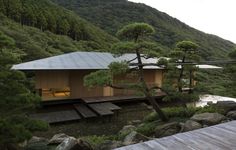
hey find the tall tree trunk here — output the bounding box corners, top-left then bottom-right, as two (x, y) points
(135, 49), (168, 122)
(188, 70), (193, 94)
(178, 55), (186, 92)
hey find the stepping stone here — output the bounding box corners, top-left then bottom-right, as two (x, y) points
(74, 104), (97, 118)
(101, 102), (121, 111)
(88, 103), (114, 116)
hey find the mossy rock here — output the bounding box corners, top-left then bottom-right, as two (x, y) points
(191, 113), (227, 125)
(154, 122), (181, 138)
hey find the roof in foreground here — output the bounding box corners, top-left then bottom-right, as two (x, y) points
(115, 121), (236, 150)
(12, 51), (222, 70)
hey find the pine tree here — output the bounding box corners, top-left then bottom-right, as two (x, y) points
(57, 17), (70, 35)
(0, 32), (48, 150)
(0, 0), (6, 14)
(45, 11), (57, 32)
(170, 41), (199, 93)
(2, 0), (22, 21)
(21, 5), (37, 26)
(161, 41), (200, 103)
(84, 23), (168, 121)
(37, 12), (47, 31)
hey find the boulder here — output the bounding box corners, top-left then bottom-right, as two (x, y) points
(73, 139), (93, 150)
(182, 120), (202, 132)
(55, 137), (77, 150)
(49, 133), (70, 144)
(191, 113), (227, 125)
(155, 122), (181, 138)
(227, 111), (236, 120)
(123, 131), (151, 145)
(28, 136), (48, 145)
(128, 120), (142, 126)
(56, 137), (93, 150)
(97, 140), (123, 150)
(119, 125), (136, 134)
(216, 101), (236, 112)
(24, 136), (49, 150)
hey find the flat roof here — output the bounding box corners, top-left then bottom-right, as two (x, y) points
(12, 51), (222, 70)
(12, 52), (163, 70)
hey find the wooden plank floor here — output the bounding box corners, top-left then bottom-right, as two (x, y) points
(74, 104), (97, 118)
(100, 102), (121, 111)
(88, 103), (114, 116)
(115, 121), (236, 150)
(82, 92), (166, 104)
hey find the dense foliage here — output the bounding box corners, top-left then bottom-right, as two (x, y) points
(0, 0), (118, 61)
(85, 23), (168, 121)
(0, 14), (117, 61)
(53, 0), (236, 98)
(53, 0), (236, 60)
(0, 32), (48, 150)
(195, 50), (236, 97)
(0, 0), (117, 42)
(158, 41), (201, 103)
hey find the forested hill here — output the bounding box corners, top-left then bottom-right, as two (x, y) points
(53, 0), (236, 60)
(0, 0), (117, 61)
(0, 0), (235, 61)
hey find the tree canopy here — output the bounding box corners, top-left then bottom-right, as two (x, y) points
(0, 32), (48, 150)
(53, 0), (236, 60)
(85, 23), (168, 121)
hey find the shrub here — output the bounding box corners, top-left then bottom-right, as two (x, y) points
(143, 111), (158, 122)
(136, 120), (162, 136)
(144, 107), (197, 122)
(81, 135), (111, 148)
(164, 107), (196, 118)
(114, 131), (130, 141)
(24, 119), (49, 132)
(195, 105), (226, 115)
(144, 105), (226, 123)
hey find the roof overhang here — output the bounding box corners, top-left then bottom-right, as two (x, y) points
(12, 51), (222, 71)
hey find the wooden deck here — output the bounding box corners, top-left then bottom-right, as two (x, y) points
(74, 103), (97, 118)
(82, 92), (166, 104)
(30, 110), (81, 124)
(115, 121), (236, 150)
(30, 102), (121, 123)
(33, 93), (165, 123)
